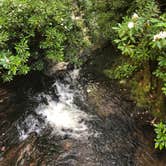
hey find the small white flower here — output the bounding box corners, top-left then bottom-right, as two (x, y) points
(71, 14), (75, 20)
(160, 31), (166, 39)
(5, 57), (9, 63)
(87, 88), (91, 93)
(153, 35), (159, 41)
(74, 16), (80, 20)
(153, 31), (166, 41)
(128, 22), (134, 29)
(71, 13), (80, 21)
(132, 13), (139, 20)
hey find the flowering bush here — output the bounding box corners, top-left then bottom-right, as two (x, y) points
(113, 0), (166, 94)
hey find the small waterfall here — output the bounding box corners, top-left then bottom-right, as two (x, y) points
(17, 70), (95, 140)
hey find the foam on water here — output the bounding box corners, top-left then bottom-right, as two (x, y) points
(36, 81), (91, 138)
(17, 114), (43, 140)
(17, 70), (94, 140)
(37, 101), (90, 138)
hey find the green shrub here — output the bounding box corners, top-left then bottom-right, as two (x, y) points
(104, 63), (137, 79)
(112, 0), (166, 94)
(0, 0), (138, 81)
(76, 0), (134, 42)
(154, 122), (166, 150)
(0, 0), (87, 81)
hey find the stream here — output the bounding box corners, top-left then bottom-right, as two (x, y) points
(0, 68), (166, 166)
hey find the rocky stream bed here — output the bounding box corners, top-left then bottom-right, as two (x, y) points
(0, 69), (165, 166)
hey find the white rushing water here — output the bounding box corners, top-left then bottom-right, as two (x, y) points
(36, 81), (91, 139)
(17, 70), (94, 140)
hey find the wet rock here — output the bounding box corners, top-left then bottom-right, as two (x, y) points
(46, 62), (69, 76)
(86, 81), (166, 166)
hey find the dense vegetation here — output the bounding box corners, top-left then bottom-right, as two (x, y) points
(112, 1), (166, 94)
(0, 0), (90, 81)
(0, 0), (165, 150)
(0, 0), (135, 81)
